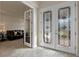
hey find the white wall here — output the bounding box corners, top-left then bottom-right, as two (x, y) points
(0, 13), (24, 30)
(39, 1), (64, 8)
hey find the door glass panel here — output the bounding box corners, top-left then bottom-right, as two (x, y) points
(58, 7), (70, 47)
(43, 11), (52, 43)
(25, 11), (30, 43)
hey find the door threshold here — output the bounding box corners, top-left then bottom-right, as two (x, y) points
(40, 46), (77, 56)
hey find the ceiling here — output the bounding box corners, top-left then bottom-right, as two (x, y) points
(0, 1), (30, 18)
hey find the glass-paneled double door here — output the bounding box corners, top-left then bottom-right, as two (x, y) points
(39, 2), (76, 54)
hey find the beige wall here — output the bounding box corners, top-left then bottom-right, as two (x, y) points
(0, 13), (24, 30)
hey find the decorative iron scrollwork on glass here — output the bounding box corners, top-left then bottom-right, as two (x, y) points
(43, 11), (52, 43)
(58, 7), (71, 47)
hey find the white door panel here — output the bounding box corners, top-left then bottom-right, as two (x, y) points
(55, 2), (76, 54)
(39, 8), (54, 49)
(39, 2), (76, 54)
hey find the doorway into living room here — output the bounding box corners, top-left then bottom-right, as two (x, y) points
(0, 1), (33, 49)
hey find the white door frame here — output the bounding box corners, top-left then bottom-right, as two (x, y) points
(21, 1), (38, 48)
(24, 9), (32, 47)
(75, 2), (79, 56)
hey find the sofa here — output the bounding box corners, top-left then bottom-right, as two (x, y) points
(7, 30), (24, 40)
